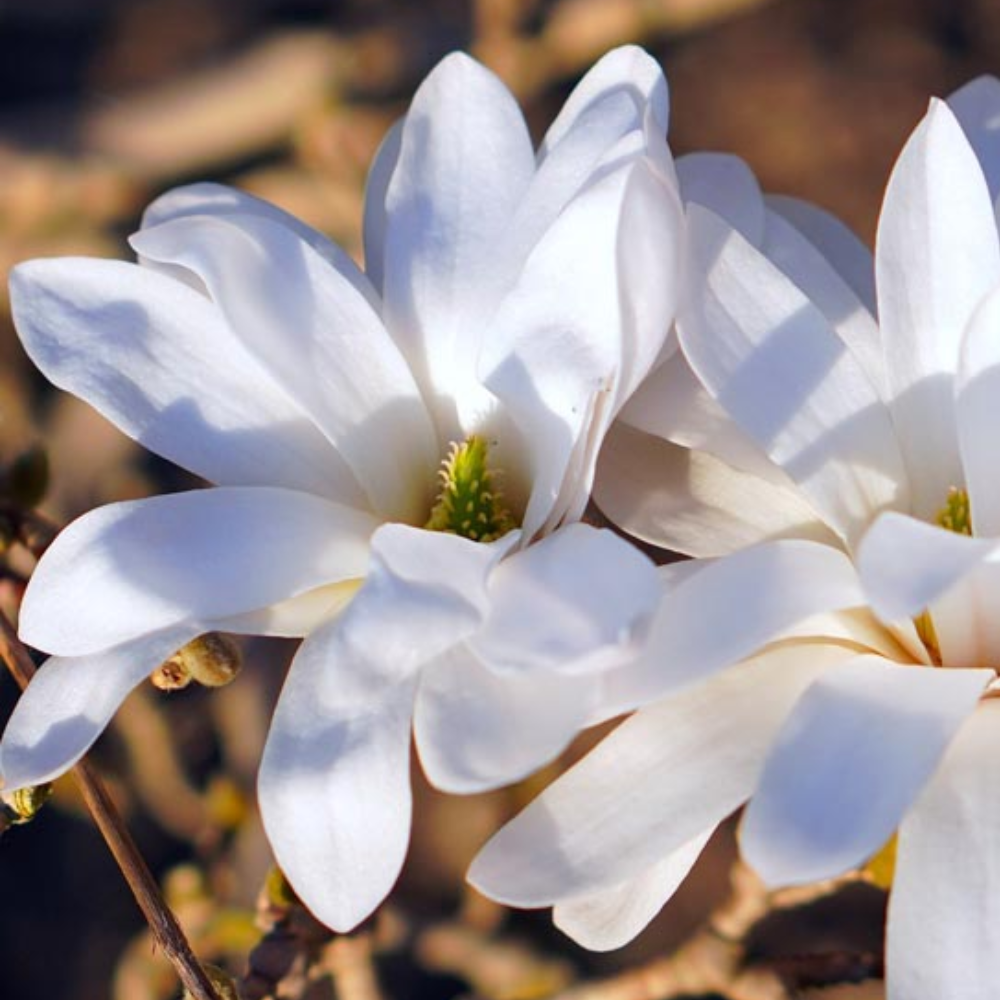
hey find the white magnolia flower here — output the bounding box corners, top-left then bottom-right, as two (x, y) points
(1, 47), (682, 930)
(471, 78), (1000, 999)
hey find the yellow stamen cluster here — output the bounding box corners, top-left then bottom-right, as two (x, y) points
(935, 486), (972, 535)
(425, 435), (515, 543)
(863, 832), (898, 891)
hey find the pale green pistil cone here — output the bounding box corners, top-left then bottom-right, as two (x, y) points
(425, 435), (516, 543)
(935, 485), (972, 536)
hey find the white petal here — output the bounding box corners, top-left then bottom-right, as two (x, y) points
(131, 211), (438, 523)
(957, 283), (1000, 536)
(619, 349), (786, 483)
(9, 258), (362, 503)
(482, 163), (633, 539)
(258, 521), (508, 930)
(20, 487), (378, 656)
(856, 511), (1000, 624)
(361, 118), (404, 294)
(760, 207), (884, 396)
(610, 539), (863, 704)
(887, 699), (1000, 1000)
(0, 625), (200, 789)
(540, 46), (669, 157)
(876, 99), (1000, 518)
(139, 181), (381, 312)
(468, 641), (851, 906)
(259, 616), (419, 932)
(553, 829), (714, 951)
(766, 194), (876, 313)
(413, 645), (598, 794)
(470, 524), (660, 675)
(947, 75), (1000, 207)
(740, 657), (990, 886)
(220, 580), (362, 638)
(681, 204), (908, 546)
(677, 152), (764, 245)
(595, 425), (833, 557)
(381, 52), (534, 434)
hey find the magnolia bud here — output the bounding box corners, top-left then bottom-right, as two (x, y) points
(152, 634), (242, 691)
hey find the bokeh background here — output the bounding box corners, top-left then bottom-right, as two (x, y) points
(0, 1), (995, 998)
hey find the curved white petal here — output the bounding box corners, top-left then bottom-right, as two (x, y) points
(856, 511), (1000, 623)
(947, 75), (1000, 207)
(413, 645), (597, 794)
(682, 204), (908, 546)
(0, 624), (201, 789)
(887, 699), (1000, 1000)
(20, 487), (379, 656)
(677, 152), (764, 245)
(760, 207), (884, 396)
(259, 616), (419, 932)
(876, 98), (1000, 518)
(957, 283), (1000, 536)
(594, 425), (835, 559)
(740, 657), (990, 887)
(139, 181), (380, 312)
(766, 194), (876, 313)
(131, 211), (438, 523)
(619, 349), (786, 483)
(483, 163), (634, 540)
(382, 52), (534, 435)
(635, 538), (863, 695)
(220, 580), (362, 638)
(9, 258), (362, 503)
(258, 521), (508, 930)
(361, 118), (404, 295)
(471, 524), (659, 675)
(553, 829), (714, 951)
(540, 45), (669, 157)
(469, 641), (851, 906)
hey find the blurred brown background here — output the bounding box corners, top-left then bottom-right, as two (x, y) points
(0, 1), (995, 998)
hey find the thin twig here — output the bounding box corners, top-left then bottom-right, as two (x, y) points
(0, 609), (222, 1000)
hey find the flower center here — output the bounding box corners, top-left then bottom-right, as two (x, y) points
(424, 435), (516, 543)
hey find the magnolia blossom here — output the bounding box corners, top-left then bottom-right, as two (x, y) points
(0, 47), (683, 930)
(471, 78), (1000, 998)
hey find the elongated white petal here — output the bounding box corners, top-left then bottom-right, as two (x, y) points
(471, 524), (659, 675)
(957, 284), (1000, 536)
(619, 350), (785, 482)
(131, 212), (438, 523)
(766, 194), (876, 313)
(614, 159), (684, 409)
(483, 164), (633, 539)
(259, 522), (506, 929)
(761, 208), (884, 396)
(682, 204), (908, 545)
(553, 829), (714, 951)
(361, 118), (404, 294)
(594, 425), (833, 558)
(540, 46), (669, 157)
(639, 538), (863, 694)
(887, 700), (1000, 1000)
(0, 625), (201, 789)
(220, 580), (362, 638)
(947, 75), (1000, 207)
(139, 181), (380, 311)
(678, 152), (764, 245)
(740, 657), (990, 886)
(876, 99), (1000, 518)
(856, 511), (1000, 624)
(413, 645), (597, 794)
(20, 487), (379, 656)
(469, 641), (851, 905)
(259, 616), (419, 932)
(9, 258), (362, 503)
(382, 52), (534, 435)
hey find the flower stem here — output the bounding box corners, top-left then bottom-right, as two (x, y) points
(0, 610), (222, 1000)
